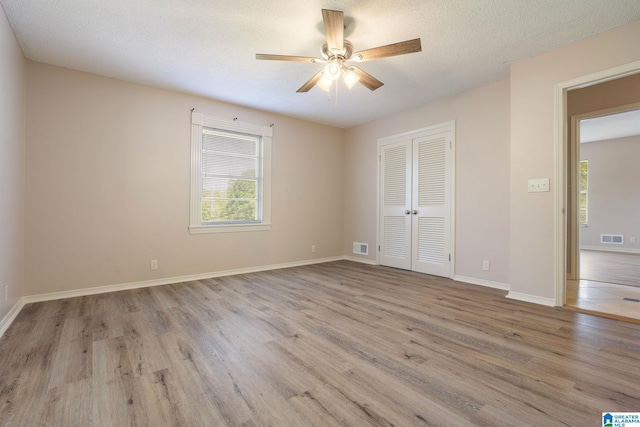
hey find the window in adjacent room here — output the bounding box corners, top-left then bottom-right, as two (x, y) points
(579, 159), (588, 226)
(189, 112), (272, 234)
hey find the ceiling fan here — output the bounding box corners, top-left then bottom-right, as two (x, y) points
(256, 9), (422, 93)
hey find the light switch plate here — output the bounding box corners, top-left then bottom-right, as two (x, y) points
(528, 178), (549, 192)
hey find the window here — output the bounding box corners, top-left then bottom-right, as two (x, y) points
(190, 112), (271, 234)
(579, 159), (588, 226)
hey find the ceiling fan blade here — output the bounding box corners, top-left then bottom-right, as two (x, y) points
(256, 53), (321, 63)
(296, 71), (324, 93)
(352, 38), (422, 61)
(322, 9), (344, 54)
(350, 66), (384, 91)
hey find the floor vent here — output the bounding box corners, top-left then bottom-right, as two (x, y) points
(600, 234), (624, 244)
(353, 242), (368, 255)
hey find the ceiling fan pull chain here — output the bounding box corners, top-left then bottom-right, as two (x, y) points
(335, 78), (340, 109)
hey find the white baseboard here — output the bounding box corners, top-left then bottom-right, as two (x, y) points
(343, 256), (378, 266)
(23, 256), (345, 304)
(506, 291), (556, 307)
(580, 245), (640, 255)
(0, 298), (26, 339)
(454, 275), (510, 291)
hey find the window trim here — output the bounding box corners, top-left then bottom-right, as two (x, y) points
(189, 112), (272, 234)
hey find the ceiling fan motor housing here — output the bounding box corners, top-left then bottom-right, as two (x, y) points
(321, 40), (354, 61)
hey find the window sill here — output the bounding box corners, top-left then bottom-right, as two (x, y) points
(189, 223), (272, 234)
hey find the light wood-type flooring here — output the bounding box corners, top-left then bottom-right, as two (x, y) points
(565, 250), (640, 322)
(580, 250), (640, 288)
(1, 261), (639, 426)
(566, 280), (640, 322)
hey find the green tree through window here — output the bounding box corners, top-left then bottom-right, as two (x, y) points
(579, 160), (588, 225)
(201, 174), (257, 221)
(221, 171), (257, 221)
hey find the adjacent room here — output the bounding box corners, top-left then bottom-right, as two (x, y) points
(1, 1), (640, 425)
(565, 94), (640, 320)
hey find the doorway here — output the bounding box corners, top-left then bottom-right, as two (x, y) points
(553, 61), (640, 320)
(566, 106), (640, 321)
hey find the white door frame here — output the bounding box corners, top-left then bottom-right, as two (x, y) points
(376, 121), (456, 278)
(553, 60), (640, 306)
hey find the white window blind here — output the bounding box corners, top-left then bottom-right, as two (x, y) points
(201, 129), (261, 223)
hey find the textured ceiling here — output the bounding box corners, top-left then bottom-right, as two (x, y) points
(2, 0), (640, 128)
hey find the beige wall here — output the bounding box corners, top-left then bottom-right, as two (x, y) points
(0, 5), (25, 320)
(344, 78), (511, 286)
(580, 135), (640, 252)
(510, 20), (640, 300)
(25, 62), (345, 295)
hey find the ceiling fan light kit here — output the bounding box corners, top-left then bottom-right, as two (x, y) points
(317, 74), (333, 92)
(325, 59), (342, 80)
(256, 9), (422, 94)
(343, 68), (360, 89)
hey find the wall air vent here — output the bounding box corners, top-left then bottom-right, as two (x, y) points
(353, 242), (368, 255)
(600, 234), (624, 244)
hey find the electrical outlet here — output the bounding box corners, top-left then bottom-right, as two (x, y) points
(151, 260), (158, 270)
(4, 285), (8, 302)
(311, 245), (316, 253)
(631, 236), (637, 244)
(482, 260), (490, 271)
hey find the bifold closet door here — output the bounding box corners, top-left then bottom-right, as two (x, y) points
(378, 123), (453, 278)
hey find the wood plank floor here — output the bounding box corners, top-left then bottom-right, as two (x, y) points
(580, 250), (640, 288)
(565, 250), (640, 321)
(1, 261), (639, 426)
(566, 279), (640, 321)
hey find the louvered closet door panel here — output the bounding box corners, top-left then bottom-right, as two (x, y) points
(379, 140), (411, 270)
(412, 132), (452, 276)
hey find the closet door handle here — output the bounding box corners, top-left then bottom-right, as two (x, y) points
(405, 210), (411, 215)
(412, 210), (418, 215)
